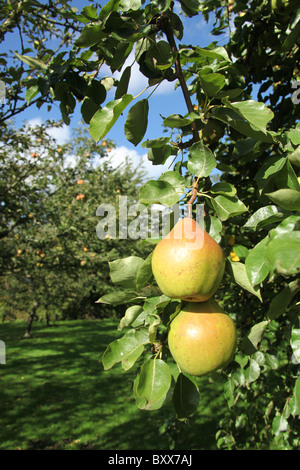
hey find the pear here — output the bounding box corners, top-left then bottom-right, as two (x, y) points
(199, 119), (224, 147)
(151, 217), (225, 302)
(168, 299), (237, 376)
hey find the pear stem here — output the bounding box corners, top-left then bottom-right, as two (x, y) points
(187, 177), (199, 218)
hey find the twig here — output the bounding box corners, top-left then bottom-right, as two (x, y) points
(158, 13), (199, 144)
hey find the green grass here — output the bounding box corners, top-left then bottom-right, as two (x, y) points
(0, 319), (228, 450)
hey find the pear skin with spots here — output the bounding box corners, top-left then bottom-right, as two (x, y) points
(151, 217), (225, 302)
(168, 299), (237, 376)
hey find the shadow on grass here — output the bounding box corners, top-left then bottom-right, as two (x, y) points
(0, 320), (226, 450)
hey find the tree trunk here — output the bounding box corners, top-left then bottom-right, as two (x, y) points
(24, 300), (39, 338)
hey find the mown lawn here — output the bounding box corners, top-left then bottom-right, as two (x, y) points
(0, 319), (228, 450)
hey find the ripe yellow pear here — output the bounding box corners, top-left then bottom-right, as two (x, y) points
(168, 299), (237, 376)
(151, 217), (225, 302)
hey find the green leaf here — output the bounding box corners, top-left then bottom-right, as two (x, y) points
(281, 20), (300, 52)
(15, 52), (47, 70)
(81, 97), (99, 124)
(139, 180), (181, 207)
(135, 358), (172, 410)
(211, 195), (247, 221)
(133, 374), (147, 409)
(235, 354), (249, 369)
(142, 137), (170, 148)
(102, 328), (149, 370)
(224, 377), (236, 408)
(232, 244), (249, 260)
(96, 290), (139, 306)
(288, 146), (300, 168)
(187, 141), (216, 178)
(254, 156), (286, 193)
(205, 215), (222, 242)
(25, 85), (39, 104)
(245, 237), (269, 286)
(89, 94), (133, 142)
(291, 327), (300, 364)
(131, 310), (149, 329)
(111, 41), (134, 72)
(264, 232), (300, 276)
(212, 107), (274, 143)
(143, 295), (171, 315)
(136, 252), (153, 291)
(223, 99), (274, 134)
(268, 215), (300, 239)
(109, 256), (144, 289)
(145, 41), (176, 71)
(275, 160), (300, 191)
(86, 80), (107, 105)
(199, 72), (226, 97)
(265, 353), (279, 370)
(163, 114), (192, 128)
(266, 189), (300, 211)
(74, 23), (105, 48)
(178, 0), (202, 17)
(124, 99), (149, 146)
(244, 205), (287, 230)
(294, 376), (300, 416)
(118, 305), (144, 331)
(119, 0), (145, 11)
(266, 279), (300, 320)
(240, 321), (269, 355)
(173, 373), (200, 419)
(272, 414), (288, 437)
(158, 171), (186, 193)
(81, 4), (99, 19)
(180, 45), (230, 63)
(147, 145), (172, 165)
(115, 66), (131, 99)
(233, 137), (260, 159)
(99, 0), (120, 21)
(244, 358), (261, 384)
(148, 316), (161, 343)
(227, 260), (262, 300)
(210, 182), (237, 197)
(122, 344), (145, 371)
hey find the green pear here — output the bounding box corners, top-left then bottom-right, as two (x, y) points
(199, 119), (224, 147)
(151, 217), (225, 302)
(168, 299), (237, 376)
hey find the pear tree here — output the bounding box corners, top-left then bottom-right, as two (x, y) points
(2, 0), (300, 449)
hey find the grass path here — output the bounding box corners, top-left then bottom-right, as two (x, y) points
(0, 319), (227, 450)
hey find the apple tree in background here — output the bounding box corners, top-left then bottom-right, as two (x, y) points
(1, 0), (300, 449)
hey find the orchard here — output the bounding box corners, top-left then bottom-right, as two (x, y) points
(1, 0), (300, 450)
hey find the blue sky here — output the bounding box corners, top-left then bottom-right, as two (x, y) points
(4, 1), (230, 178)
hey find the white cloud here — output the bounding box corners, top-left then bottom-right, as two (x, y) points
(25, 117), (71, 145)
(47, 124), (71, 144)
(24, 116), (42, 128)
(96, 145), (174, 180)
(63, 153), (80, 169)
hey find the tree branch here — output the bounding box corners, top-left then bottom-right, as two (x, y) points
(158, 12), (199, 143)
(158, 12), (201, 216)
